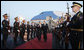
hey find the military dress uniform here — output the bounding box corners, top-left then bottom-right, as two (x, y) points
(68, 2), (83, 49)
(13, 21), (20, 45)
(20, 23), (26, 41)
(52, 27), (61, 49)
(2, 14), (10, 48)
(2, 19), (10, 47)
(68, 11), (83, 49)
(62, 21), (70, 49)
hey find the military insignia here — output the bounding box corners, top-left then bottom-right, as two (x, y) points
(77, 13), (80, 18)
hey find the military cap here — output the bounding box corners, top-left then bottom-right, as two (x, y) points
(3, 13), (8, 17)
(71, 2), (82, 8)
(14, 17), (18, 20)
(27, 21), (29, 23)
(23, 19), (25, 21)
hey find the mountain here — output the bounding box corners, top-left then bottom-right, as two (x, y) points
(31, 11), (61, 20)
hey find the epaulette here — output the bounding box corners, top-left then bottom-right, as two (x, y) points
(77, 13), (80, 17)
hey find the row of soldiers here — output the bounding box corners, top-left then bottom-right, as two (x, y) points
(2, 14), (48, 48)
(52, 2), (83, 49)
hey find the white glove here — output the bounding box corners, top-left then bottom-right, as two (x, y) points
(58, 26), (59, 28)
(25, 30), (27, 32)
(68, 33), (70, 36)
(60, 25), (62, 27)
(6, 19), (9, 21)
(8, 30), (10, 32)
(17, 30), (20, 32)
(66, 22), (69, 26)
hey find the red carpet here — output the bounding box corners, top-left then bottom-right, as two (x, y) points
(15, 33), (52, 49)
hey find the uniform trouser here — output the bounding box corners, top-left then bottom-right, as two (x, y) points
(33, 31), (36, 38)
(14, 31), (18, 44)
(52, 32), (60, 49)
(20, 31), (25, 41)
(69, 30), (83, 49)
(31, 31), (33, 39)
(43, 31), (47, 41)
(32, 30), (35, 38)
(37, 30), (41, 41)
(2, 29), (8, 47)
(35, 31), (37, 37)
(27, 31), (30, 40)
(65, 42), (69, 49)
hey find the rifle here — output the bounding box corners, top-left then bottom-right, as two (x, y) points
(66, 3), (71, 22)
(64, 2), (71, 49)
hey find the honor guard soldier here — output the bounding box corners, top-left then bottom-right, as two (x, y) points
(2, 14), (10, 48)
(20, 20), (26, 41)
(27, 21), (30, 41)
(68, 2), (83, 49)
(13, 17), (20, 45)
(63, 13), (71, 49)
(52, 26), (61, 49)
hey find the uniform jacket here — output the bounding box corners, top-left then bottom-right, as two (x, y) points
(68, 11), (83, 29)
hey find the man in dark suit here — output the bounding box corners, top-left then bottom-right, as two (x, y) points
(36, 21), (42, 41)
(42, 21), (48, 42)
(33, 23), (36, 38)
(30, 22), (34, 39)
(68, 2), (83, 49)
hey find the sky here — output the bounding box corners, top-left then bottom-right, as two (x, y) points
(1, 1), (83, 26)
